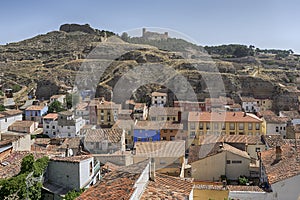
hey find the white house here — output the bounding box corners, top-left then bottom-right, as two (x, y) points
(57, 111), (85, 138)
(0, 110), (23, 132)
(43, 113), (59, 138)
(261, 111), (288, 137)
(151, 92), (167, 107)
(49, 94), (66, 106)
(43, 155), (100, 198)
(241, 97), (260, 113)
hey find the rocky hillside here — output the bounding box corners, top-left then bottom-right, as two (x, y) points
(0, 24), (299, 112)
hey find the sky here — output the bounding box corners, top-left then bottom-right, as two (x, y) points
(0, 0), (299, 53)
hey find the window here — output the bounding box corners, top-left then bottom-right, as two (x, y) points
(190, 123), (195, 130)
(230, 132), (235, 135)
(206, 123), (210, 130)
(52, 126), (55, 129)
(96, 142), (99, 149)
(137, 138), (142, 141)
(199, 123), (203, 130)
(53, 132), (56, 135)
(170, 136), (175, 141)
(151, 117), (156, 121)
(161, 101), (164, 104)
(256, 147), (261, 152)
(213, 123), (219, 130)
(68, 133), (71, 137)
(155, 101), (157, 104)
(248, 123), (253, 130)
(89, 161), (93, 176)
(101, 110), (104, 113)
(276, 127), (279, 132)
(255, 123), (260, 130)
(173, 117), (176, 121)
(232, 160), (242, 164)
(149, 137), (153, 141)
(162, 137), (166, 140)
(239, 123), (244, 130)
(67, 126), (70, 129)
(226, 160), (231, 164)
(164, 130), (167, 133)
(230, 123), (235, 130)
(221, 123), (225, 130)
(101, 116), (104, 121)
(46, 125), (49, 129)
(190, 131), (196, 138)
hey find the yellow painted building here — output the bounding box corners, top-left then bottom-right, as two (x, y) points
(89, 98), (121, 127)
(188, 112), (263, 145)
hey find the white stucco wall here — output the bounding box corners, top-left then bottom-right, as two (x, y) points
(229, 191), (267, 200)
(0, 114), (22, 132)
(266, 174), (300, 200)
(12, 134), (31, 151)
(43, 120), (58, 138)
(266, 122), (286, 137)
(79, 157), (93, 188)
(226, 151), (250, 180)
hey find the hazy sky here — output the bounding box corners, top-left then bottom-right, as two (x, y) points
(1, 0), (299, 53)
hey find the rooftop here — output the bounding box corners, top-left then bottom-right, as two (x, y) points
(134, 140), (185, 158)
(151, 92), (167, 97)
(43, 113), (58, 120)
(0, 110), (22, 117)
(141, 173), (193, 199)
(188, 111), (262, 123)
(188, 143), (250, 164)
(260, 144), (300, 184)
(280, 110), (300, 120)
(50, 155), (92, 163)
(198, 135), (264, 145)
(84, 128), (123, 143)
(149, 106), (181, 116)
(9, 120), (35, 128)
(25, 105), (46, 111)
(77, 160), (149, 200)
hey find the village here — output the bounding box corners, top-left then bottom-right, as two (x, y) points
(0, 86), (299, 200)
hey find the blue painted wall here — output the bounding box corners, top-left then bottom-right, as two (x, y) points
(133, 129), (160, 142)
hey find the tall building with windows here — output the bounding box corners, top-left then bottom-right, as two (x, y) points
(188, 111), (263, 144)
(88, 98), (121, 128)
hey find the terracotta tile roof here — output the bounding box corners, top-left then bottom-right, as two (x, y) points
(112, 119), (135, 130)
(59, 137), (81, 149)
(259, 111), (288, 123)
(102, 162), (121, 172)
(141, 173), (193, 199)
(0, 151), (46, 179)
(262, 135), (285, 148)
(9, 120), (34, 128)
(149, 106), (181, 116)
(161, 122), (183, 130)
(25, 105), (46, 111)
(119, 109), (132, 115)
(194, 184), (226, 190)
(260, 144), (300, 184)
(188, 143), (222, 163)
(241, 96), (257, 102)
(84, 128), (123, 143)
(280, 111), (300, 120)
(91, 100), (121, 110)
(151, 92), (167, 97)
(227, 185), (264, 192)
(77, 160), (149, 200)
(205, 97), (233, 105)
(50, 155), (92, 163)
(76, 102), (89, 111)
(0, 110), (22, 117)
(188, 143), (250, 164)
(34, 138), (51, 146)
(43, 113), (58, 120)
(134, 141), (185, 158)
(188, 111), (262, 123)
(58, 110), (73, 116)
(134, 121), (163, 130)
(198, 135), (263, 145)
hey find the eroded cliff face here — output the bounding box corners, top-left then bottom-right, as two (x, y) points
(0, 25), (299, 111)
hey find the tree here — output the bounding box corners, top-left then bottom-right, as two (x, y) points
(238, 176), (249, 185)
(20, 154), (34, 174)
(121, 32), (129, 41)
(0, 154), (49, 200)
(0, 104), (5, 111)
(48, 100), (65, 113)
(64, 189), (85, 200)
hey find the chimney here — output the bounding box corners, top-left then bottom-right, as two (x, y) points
(65, 144), (70, 157)
(149, 158), (156, 181)
(243, 112), (247, 117)
(275, 145), (282, 161)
